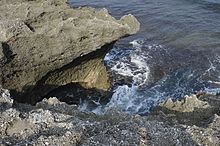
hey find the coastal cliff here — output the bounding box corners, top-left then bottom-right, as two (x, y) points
(0, 0), (140, 104)
(0, 0), (219, 146)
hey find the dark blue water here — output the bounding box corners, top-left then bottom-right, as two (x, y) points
(69, 0), (220, 114)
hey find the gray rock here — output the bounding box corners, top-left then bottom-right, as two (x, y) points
(0, 43), (3, 61)
(150, 94), (220, 145)
(0, 97), (197, 146)
(0, 0), (140, 104)
(158, 94), (210, 112)
(0, 43), (4, 84)
(1, 94), (219, 146)
(0, 87), (13, 110)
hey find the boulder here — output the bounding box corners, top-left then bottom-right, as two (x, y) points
(0, 0), (140, 104)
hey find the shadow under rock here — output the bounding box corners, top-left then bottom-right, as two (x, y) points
(45, 83), (112, 106)
(11, 83), (112, 114)
(8, 42), (115, 105)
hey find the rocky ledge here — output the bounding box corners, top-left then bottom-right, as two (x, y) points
(1, 88), (220, 146)
(0, 0), (140, 104)
(1, 0), (220, 146)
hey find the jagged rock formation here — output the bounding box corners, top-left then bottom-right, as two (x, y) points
(151, 94), (220, 146)
(158, 94), (210, 112)
(1, 88), (220, 146)
(0, 0), (140, 104)
(0, 90), (196, 146)
(1, 1), (219, 145)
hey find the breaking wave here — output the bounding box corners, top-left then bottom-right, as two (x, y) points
(79, 39), (220, 115)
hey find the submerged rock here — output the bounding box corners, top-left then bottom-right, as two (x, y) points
(0, 0), (140, 104)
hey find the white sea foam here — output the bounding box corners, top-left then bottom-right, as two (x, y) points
(101, 39), (165, 114)
(130, 54), (150, 85)
(204, 87), (220, 95)
(79, 39), (156, 114)
(111, 62), (134, 77)
(110, 40), (151, 86)
(129, 39), (144, 49)
(80, 39), (220, 115)
(78, 99), (88, 111)
(106, 85), (137, 109)
(104, 85), (164, 114)
(202, 55), (220, 95)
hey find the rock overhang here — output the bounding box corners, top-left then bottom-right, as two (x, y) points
(0, 0), (140, 104)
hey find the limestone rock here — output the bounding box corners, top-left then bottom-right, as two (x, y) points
(0, 0), (140, 103)
(150, 94), (220, 146)
(186, 114), (220, 146)
(0, 87), (13, 109)
(0, 97), (197, 146)
(159, 94), (210, 112)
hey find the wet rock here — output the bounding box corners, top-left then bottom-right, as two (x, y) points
(0, 0), (140, 104)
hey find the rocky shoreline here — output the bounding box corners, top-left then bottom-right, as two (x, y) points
(1, 87), (220, 145)
(0, 0), (220, 146)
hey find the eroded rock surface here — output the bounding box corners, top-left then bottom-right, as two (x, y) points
(158, 94), (210, 112)
(0, 0), (140, 104)
(1, 87), (220, 146)
(151, 94), (220, 146)
(0, 91), (196, 146)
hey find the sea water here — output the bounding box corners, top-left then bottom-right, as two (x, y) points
(70, 0), (220, 114)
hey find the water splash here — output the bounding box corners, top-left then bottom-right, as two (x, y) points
(79, 39), (220, 115)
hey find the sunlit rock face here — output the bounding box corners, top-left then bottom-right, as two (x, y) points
(0, 0), (140, 104)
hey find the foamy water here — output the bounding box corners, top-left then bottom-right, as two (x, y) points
(78, 39), (220, 115)
(72, 0), (220, 115)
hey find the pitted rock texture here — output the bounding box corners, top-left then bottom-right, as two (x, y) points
(0, 0), (140, 104)
(0, 87), (13, 110)
(158, 94), (210, 112)
(151, 94), (220, 146)
(0, 92), (196, 146)
(1, 88), (220, 146)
